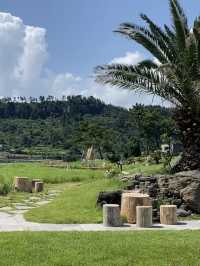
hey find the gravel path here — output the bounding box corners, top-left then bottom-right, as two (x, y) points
(0, 212), (200, 231)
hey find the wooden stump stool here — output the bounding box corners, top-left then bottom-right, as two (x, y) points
(136, 206), (152, 228)
(32, 179), (41, 190)
(121, 192), (152, 224)
(14, 177), (32, 193)
(35, 182), (44, 193)
(160, 205), (177, 225)
(103, 204), (121, 227)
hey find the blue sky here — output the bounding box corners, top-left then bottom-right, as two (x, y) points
(0, 0), (198, 107)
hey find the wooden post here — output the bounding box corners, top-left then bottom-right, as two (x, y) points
(160, 205), (177, 225)
(136, 206), (152, 228)
(35, 182), (44, 193)
(14, 177), (32, 193)
(103, 204), (121, 227)
(121, 192), (152, 224)
(32, 179), (41, 189)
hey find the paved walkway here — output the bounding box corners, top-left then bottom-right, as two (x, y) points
(0, 212), (200, 231)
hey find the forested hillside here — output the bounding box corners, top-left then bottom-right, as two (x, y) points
(0, 96), (176, 161)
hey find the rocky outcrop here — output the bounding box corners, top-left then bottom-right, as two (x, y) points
(96, 171), (200, 221)
(122, 170), (200, 215)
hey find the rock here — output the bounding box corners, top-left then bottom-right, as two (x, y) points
(156, 171), (200, 213)
(96, 191), (122, 207)
(119, 170), (200, 215)
(176, 208), (191, 217)
(180, 182), (200, 213)
(175, 170), (200, 179)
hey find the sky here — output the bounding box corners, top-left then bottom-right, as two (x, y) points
(0, 0), (198, 107)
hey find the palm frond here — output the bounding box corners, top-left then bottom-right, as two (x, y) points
(95, 64), (184, 104)
(95, 0), (200, 109)
(172, 0), (189, 34)
(137, 59), (158, 69)
(115, 23), (168, 63)
(170, 0), (187, 51)
(193, 17), (200, 65)
(140, 14), (176, 62)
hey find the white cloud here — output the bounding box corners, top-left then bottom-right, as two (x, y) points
(0, 12), (165, 108)
(110, 51), (144, 65)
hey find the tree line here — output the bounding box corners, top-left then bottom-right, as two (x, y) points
(0, 96), (177, 161)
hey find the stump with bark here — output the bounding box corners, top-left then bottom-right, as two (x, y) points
(32, 179), (41, 190)
(35, 181), (44, 193)
(136, 206), (152, 228)
(103, 204), (121, 227)
(160, 205), (177, 225)
(121, 192), (152, 224)
(14, 177), (32, 193)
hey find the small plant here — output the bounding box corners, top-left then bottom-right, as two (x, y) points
(104, 168), (121, 178)
(151, 150), (162, 164)
(120, 215), (127, 224)
(162, 152), (173, 172)
(0, 182), (12, 195)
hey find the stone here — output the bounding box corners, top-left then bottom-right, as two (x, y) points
(36, 200), (50, 206)
(0, 207), (13, 212)
(177, 208), (191, 217)
(97, 191), (122, 207)
(120, 170), (200, 215)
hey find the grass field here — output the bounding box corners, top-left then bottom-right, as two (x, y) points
(0, 231), (200, 266)
(24, 178), (122, 223)
(0, 161), (164, 223)
(0, 162), (104, 184)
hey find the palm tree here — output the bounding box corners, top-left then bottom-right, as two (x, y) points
(95, 0), (200, 172)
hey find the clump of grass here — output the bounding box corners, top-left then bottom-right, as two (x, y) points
(0, 176), (12, 195)
(69, 176), (81, 182)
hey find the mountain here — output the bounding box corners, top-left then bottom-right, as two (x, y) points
(0, 95), (175, 161)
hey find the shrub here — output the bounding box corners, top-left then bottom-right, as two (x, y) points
(0, 182), (12, 195)
(151, 150), (162, 164)
(105, 168), (121, 178)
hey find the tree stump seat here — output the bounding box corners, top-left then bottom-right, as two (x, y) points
(35, 182), (44, 193)
(103, 204), (122, 227)
(136, 206), (152, 228)
(14, 177), (32, 193)
(160, 205), (177, 225)
(121, 192), (152, 224)
(32, 179), (41, 189)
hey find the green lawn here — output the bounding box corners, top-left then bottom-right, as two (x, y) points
(123, 162), (164, 175)
(0, 231), (200, 266)
(25, 178), (122, 223)
(0, 161), (165, 223)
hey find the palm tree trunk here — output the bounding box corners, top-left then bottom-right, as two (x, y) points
(172, 107), (200, 172)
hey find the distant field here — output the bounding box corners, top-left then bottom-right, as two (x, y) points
(0, 162), (104, 184)
(0, 231), (200, 266)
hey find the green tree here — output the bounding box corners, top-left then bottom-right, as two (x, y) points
(95, 0), (200, 172)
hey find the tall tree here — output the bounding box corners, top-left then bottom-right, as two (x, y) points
(95, 0), (200, 172)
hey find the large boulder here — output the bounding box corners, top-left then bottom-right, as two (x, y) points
(96, 190), (122, 207)
(169, 171), (200, 213)
(122, 170), (200, 214)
